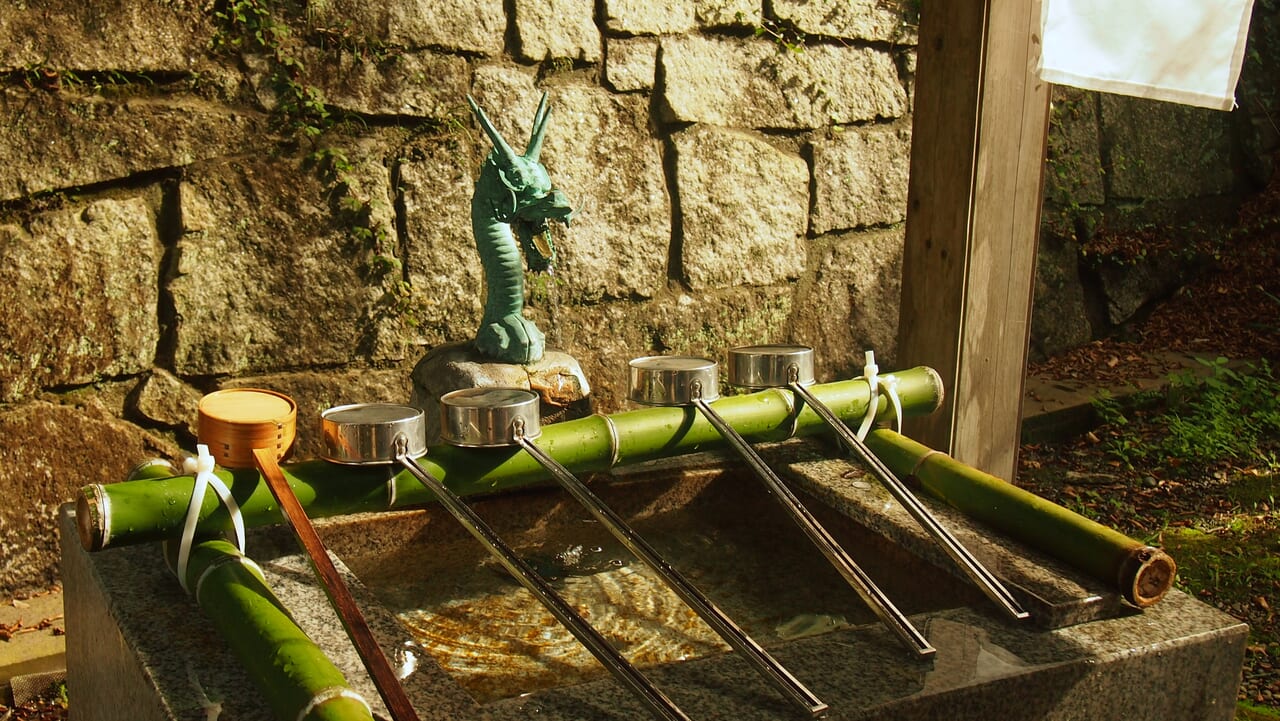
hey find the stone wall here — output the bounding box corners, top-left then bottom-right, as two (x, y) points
(0, 0), (1275, 597)
(1032, 0), (1280, 358)
(0, 0), (918, 596)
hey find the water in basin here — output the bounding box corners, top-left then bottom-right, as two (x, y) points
(336, 466), (976, 703)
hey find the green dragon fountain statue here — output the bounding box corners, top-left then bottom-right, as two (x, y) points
(468, 93), (575, 364)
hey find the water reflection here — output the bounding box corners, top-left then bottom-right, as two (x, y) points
(343, 471), (971, 703)
(920, 617), (1028, 692)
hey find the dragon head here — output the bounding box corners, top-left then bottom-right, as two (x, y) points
(468, 93), (576, 272)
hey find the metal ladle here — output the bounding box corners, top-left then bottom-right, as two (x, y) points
(726, 345), (1029, 622)
(320, 402), (688, 721)
(438, 387), (827, 716)
(628, 355), (936, 659)
(426, 388), (691, 721)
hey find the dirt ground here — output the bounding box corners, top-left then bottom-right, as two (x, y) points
(1021, 174), (1280, 718)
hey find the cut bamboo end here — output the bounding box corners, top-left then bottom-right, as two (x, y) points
(1121, 546), (1178, 608)
(198, 388), (297, 469)
(76, 485), (107, 552)
(920, 365), (946, 411)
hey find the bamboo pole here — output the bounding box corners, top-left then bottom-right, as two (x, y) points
(862, 429), (1176, 607)
(254, 448), (421, 721)
(77, 369), (944, 552)
(178, 539), (375, 721)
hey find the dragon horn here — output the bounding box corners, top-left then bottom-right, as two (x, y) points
(467, 95), (522, 169)
(524, 92), (551, 162)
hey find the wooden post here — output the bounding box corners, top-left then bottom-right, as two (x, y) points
(897, 0), (1051, 479)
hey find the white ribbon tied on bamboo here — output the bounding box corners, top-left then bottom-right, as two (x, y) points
(176, 444), (247, 594)
(856, 351), (903, 442)
(1038, 0), (1255, 111)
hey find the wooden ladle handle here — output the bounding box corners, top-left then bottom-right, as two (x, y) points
(253, 447), (421, 721)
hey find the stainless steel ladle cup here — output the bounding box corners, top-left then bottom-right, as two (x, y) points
(628, 353), (937, 659)
(725, 344), (1028, 623)
(439, 385), (828, 716)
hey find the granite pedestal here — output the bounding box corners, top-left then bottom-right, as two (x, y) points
(61, 439), (1247, 721)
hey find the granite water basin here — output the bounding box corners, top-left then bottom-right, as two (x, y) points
(325, 460), (975, 705)
(62, 439), (1248, 721)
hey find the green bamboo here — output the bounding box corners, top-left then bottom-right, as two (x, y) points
(77, 368), (943, 551)
(180, 539), (374, 721)
(863, 429), (1176, 607)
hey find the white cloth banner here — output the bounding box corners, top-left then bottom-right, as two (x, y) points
(1039, 0), (1255, 111)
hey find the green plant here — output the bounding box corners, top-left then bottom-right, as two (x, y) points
(210, 0), (335, 142)
(1089, 358), (1280, 473)
(1159, 357), (1280, 469)
(211, 0), (289, 56)
(543, 56), (575, 76)
(752, 17), (807, 53)
(1091, 388), (1128, 426)
(310, 19), (400, 63)
(1092, 390), (1148, 468)
(211, 0), (417, 264)
(1261, 290), (1280, 335)
(527, 267), (567, 308)
(306, 146), (399, 279)
(13, 63), (149, 94)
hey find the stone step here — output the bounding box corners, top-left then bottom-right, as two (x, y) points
(1020, 350), (1241, 444)
(1, 588), (66, 704)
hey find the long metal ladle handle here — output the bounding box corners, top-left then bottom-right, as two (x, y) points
(512, 424), (828, 716)
(393, 448), (692, 721)
(687, 389), (935, 659)
(788, 380), (1030, 621)
(253, 448), (422, 721)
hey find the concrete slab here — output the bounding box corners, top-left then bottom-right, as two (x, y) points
(0, 588), (66, 698)
(1021, 350), (1236, 442)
